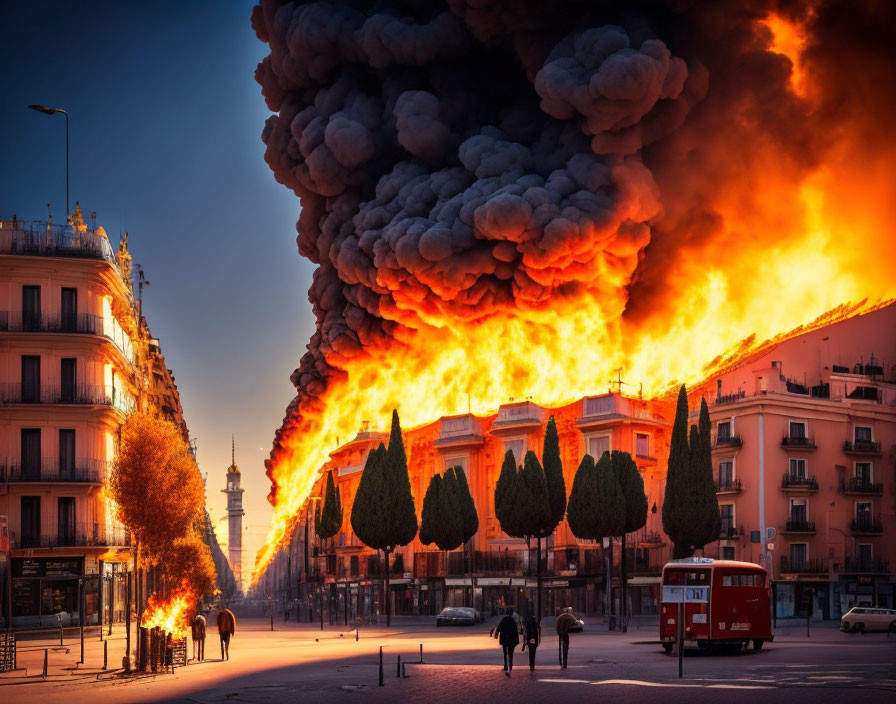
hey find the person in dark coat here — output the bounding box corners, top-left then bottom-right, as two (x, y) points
(217, 608), (236, 660)
(556, 607), (578, 669)
(191, 613), (206, 662)
(523, 616), (541, 671)
(493, 607), (520, 676)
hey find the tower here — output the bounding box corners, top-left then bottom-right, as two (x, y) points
(222, 436), (245, 591)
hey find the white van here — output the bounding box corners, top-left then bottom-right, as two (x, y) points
(839, 606), (896, 633)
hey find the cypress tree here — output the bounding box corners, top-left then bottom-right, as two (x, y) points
(435, 468), (465, 551)
(542, 416), (566, 530)
(350, 443), (387, 548)
(612, 450), (647, 632)
(419, 473), (442, 547)
(317, 470), (343, 540)
(692, 398), (721, 549)
(662, 385), (692, 558)
(517, 450), (553, 621)
(566, 454), (599, 539)
(495, 450), (521, 538)
(453, 465), (479, 607)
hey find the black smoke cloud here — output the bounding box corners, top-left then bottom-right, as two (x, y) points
(254, 0), (896, 495)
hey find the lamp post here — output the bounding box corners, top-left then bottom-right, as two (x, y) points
(27, 105), (69, 216)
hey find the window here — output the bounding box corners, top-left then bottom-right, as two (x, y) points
(855, 501), (872, 523)
(57, 497), (76, 545)
(61, 358), (76, 402)
(718, 461), (733, 486)
(717, 421), (731, 441)
(855, 462), (872, 485)
(635, 433), (649, 457)
(854, 426), (872, 443)
(721, 546), (735, 561)
(444, 456), (468, 473)
(61, 288), (77, 331)
(588, 435), (610, 460)
(59, 430), (75, 477)
(789, 458), (807, 478)
(790, 498), (807, 523)
(503, 439), (526, 464)
(21, 428), (41, 476)
(20, 496), (41, 547)
(22, 285), (40, 331)
(789, 421), (806, 439)
(858, 544), (873, 563)
(720, 504), (734, 537)
(21, 355), (40, 402)
(790, 543), (807, 567)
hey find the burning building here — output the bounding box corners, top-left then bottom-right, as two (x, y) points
(250, 0), (896, 585)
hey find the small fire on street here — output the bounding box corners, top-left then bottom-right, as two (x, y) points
(140, 579), (196, 639)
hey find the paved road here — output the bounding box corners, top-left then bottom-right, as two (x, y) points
(2, 617), (894, 703)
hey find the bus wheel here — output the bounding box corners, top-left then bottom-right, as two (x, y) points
(663, 643), (673, 654)
(753, 640), (764, 651)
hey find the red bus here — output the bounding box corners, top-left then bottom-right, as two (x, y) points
(660, 558), (772, 652)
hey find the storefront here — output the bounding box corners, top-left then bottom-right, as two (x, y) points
(11, 557), (99, 629)
(774, 579), (830, 620)
(834, 574), (893, 615)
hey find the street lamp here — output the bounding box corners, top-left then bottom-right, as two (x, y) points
(27, 104), (69, 216)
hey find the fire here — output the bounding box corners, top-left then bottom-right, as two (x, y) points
(761, 13), (811, 97)
(141, 580), (196, 639)
(250, 3), (896, 582)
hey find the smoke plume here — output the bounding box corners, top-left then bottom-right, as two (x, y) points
(252, 0), (896, 534)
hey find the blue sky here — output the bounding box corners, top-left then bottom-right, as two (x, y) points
(0, 1), (314, 570)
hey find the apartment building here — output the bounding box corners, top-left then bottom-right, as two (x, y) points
(0, 207), (190, 629)
(696, 304), (896, 619)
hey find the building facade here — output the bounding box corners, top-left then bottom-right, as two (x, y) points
(0, 208), (197, 629)
(258, 304), (895, 624)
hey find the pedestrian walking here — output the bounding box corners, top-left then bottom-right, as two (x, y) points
(191, 612), (206, 662)
(556, 607), (577, 669)
(217, 607), (236, 660)
(523, 616), (541, 671)
(493, 607), (520, 676)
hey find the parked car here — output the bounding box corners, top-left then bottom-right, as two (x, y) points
(839, 606), (896, 634)
(436, 607), (478, 627)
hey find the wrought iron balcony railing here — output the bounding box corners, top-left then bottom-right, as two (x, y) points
(781, 473), (818, 490)
(843, 440), (881, 454)
(11, 523), (130, 549)
(780, 556), (827, 573)
(0, 383), (135, 412)
(784, 520), (816, 533)
(0, 458), (106, 484)
(850, 516), (883, 534)
(0, 311), (104, 335)
(713, 434), (743, 448)
(839, 558), (889, 574)
(839, 478), (883, 495)
(715, 478), (742, 492)
(781, 435), (816, 449)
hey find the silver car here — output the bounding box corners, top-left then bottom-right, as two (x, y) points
(839, 606), (896, 634)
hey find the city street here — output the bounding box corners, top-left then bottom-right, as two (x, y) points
(1, 617), (894, 703)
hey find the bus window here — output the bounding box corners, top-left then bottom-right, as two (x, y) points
(686, 570), (710, 586)
(664, 571), (686, 585)
(722, 573), (766, 587)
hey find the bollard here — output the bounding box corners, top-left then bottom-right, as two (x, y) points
(103, 640), (108, 670)
(356, 627), (359, 642)
(419, 643), (423, 663)
(59, 625), (64, 647)
(397, 654), (401, 678)
(378, 646), (384, 687)
(43, 648), (48, 678)
(402, 662), (407, 678)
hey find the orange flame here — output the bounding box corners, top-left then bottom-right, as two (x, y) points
(251, 11), (896, 583)
(141, 579), (195, 639)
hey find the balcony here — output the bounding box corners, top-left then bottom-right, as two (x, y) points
(0, 311), (106, 335)
(843, 440), (882, 456)
(714, 391), (746, 406)
(576, 394), (665, 429)
(0, 224), (116, 264)
(850, 516), (883, 535)
(781, 520), (816, 534)
(11, 523), (130, 549)
(781, 473), (818, 491)
(781, 435), (816, 450)
(715, 478), (742, 494)
(492, 401), (542, 432)
(780, 556), (828, 574)
(839, 558), (890, 574)
(839, 478), (883, 495)
(719, 525), (739, 540)
(434, 414), (484, 448)
(0, 383), (135, 413)
(0, 458), (106, 484)
(712, 434), (742, 450)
